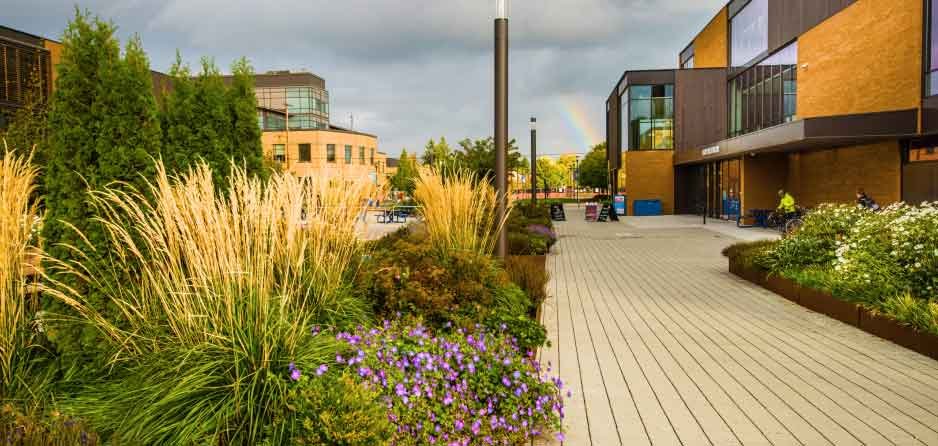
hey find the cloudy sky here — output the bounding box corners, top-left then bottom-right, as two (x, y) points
(6, 0), (725, 158)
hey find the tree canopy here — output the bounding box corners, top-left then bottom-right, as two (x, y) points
(577, 142), (608, 190)
(389, 149), (419, 196)
(452, 137), (524, 185)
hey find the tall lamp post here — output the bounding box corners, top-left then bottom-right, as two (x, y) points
(495, 0), (509, 259)
(530, 117), (537, 206)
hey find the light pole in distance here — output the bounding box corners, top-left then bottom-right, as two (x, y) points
(530, 117), (537, 206)
(494, 0), (509, 259)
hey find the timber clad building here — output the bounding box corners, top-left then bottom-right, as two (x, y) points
(0, 26), (61, 128)
(606, 0), (938, 218)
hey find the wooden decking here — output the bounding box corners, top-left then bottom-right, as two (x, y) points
(537, 209), (938, 446)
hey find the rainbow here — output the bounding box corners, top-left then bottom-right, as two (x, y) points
(558, 96), (602, 150)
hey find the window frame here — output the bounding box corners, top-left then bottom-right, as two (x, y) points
(298, 143), (312, 163)
(345, 145), (353, 164)
(729, 0), (769, 68)
(273, 144), (286, 163)
(327, 144), (336, 163)
(625, 83), (674, 151)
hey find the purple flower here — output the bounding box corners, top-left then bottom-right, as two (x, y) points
(316, 364), (328, 376)
(290, 368), (301, 381)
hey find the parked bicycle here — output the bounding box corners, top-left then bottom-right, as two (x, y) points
(766, 206), (806, 235)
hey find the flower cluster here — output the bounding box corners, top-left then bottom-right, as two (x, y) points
(335, 321), (565, 446)
(526, 224), (557, 243)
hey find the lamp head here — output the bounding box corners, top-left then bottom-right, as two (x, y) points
(530, 117), (536, 131)
(496, 0), (509, 19)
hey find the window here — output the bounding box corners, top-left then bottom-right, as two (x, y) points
(298, 144), (311, 163)
(682, 56), (694, 69)
(729, 41), (798, 137)
(264, 112), (286, 131)
(910, 147), (938, 162)
(731, 0), (768, 67)
(257, 111), (264, 129)
(359, 146), (366, 164)
(370, 148), (375, 165)
(273, 144), (286, 162)
(929, 0), (938, 95)
(625, 84), (673, 150)
(345, 145), (353, 164)
(327, 144), (336, 163)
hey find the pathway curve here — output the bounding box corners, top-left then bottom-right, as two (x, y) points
(537, 207), (938, 446)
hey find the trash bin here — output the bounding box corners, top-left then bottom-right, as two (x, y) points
(633, 200), (662, 216)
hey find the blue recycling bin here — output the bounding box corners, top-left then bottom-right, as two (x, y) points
(633, 199), (662, 216)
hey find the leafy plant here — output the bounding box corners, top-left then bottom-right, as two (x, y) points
(266, 370), (393, 445)
(505, 255), (550, 310)
(1, 405), (99, 446)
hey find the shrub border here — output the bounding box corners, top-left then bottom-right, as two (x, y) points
(728, 257), (938, 361)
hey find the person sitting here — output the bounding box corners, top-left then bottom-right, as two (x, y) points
(777, 189), (796, 216)
(856, 188), (880, 211)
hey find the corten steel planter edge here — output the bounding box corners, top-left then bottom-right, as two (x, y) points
(765, 274), (799, 304)
(798, 287), (861, 327)
(859, 309), (938, 361)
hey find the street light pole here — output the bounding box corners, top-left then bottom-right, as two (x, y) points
(530, 117), (537, 206)
(495, 0), (509, 259)
(574, 156), (580, 207)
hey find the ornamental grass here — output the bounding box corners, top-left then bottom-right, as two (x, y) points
(0, 149), (40, 392)
(413, 168), (511, 258)
(40, 160), (374, 444)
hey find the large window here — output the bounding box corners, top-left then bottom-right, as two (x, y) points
(327, 144), (336, 163)
(682, 56), (694, 69)
(359, 147), (366, 164)
(625, 85), (673, 150)
(929, 0), (938, 95)
(298, 144), (311, 163)
(256, 86), (330, 131)
(345, 145), (353, 164)
(729, 41), (798, 137)
(731, 0), (768, 67)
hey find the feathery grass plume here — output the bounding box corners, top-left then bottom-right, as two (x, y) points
(41, 160), (374, 444)
(0, 147), (41, 391)
(413, 167), (512, 258)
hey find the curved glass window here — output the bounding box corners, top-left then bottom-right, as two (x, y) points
(729, 41), (798, 137)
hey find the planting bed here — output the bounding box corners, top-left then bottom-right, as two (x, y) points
(730, 260), (938, 361)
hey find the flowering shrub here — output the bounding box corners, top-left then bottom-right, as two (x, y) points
(335, 321), (565, 446)
(758, 204), (869, 271)
(833, 203), (938, 301)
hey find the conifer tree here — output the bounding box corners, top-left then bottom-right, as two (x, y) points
(1, 67), (49, 157)
(192, 58), (232, 186)
(227, 57), (265, 179)
(160, 52), (200, 173)
(42, 11), (162, 353)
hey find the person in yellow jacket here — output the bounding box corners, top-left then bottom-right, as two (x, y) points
(777, 189), (796, 215)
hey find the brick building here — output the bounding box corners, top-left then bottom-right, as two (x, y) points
(606, 0), (938, 218)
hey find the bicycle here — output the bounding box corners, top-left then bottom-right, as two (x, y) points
(766, 207), (806, 235)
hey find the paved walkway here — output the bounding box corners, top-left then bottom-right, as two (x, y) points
(538, 207), (938, 446)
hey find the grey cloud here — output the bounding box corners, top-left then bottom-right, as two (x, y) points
(5, 0), (726, 157)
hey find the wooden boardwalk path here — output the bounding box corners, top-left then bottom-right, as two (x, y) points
(537, 208), (938, 446)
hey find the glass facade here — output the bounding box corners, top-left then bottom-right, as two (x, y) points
(298, 143), (311, 163)
(682, 56), (694, 69)
(327, 144), (336, 163)
(728, 41), (798, 138)
(624, 85), (674, 150)
(731, 0), (769, 67)
(256, 85), (329, 131)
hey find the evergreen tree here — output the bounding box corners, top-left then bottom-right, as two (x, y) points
(192, 58), (232, 187)
(227, 57), (265, 179)
(390, 149), (419, 196)
(42, 11), (162, 353)
(160, 52), (200, 172)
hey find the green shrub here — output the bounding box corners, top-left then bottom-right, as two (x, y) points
(758, 204), (868, 271)
(265, 371), (393, 446)
(721, 240), (777, 269)
(506, 255), (550, 310)
(880, 294), (938, 336)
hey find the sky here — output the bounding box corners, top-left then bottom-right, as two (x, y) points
(6, 0), (726, 159)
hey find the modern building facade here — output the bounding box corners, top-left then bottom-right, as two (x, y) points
(0, 26), (61, 128)
(237, 70), (388, 190)
(607, 0), (938, 218)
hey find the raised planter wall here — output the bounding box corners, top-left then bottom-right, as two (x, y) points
(729, 258), (938, 362)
